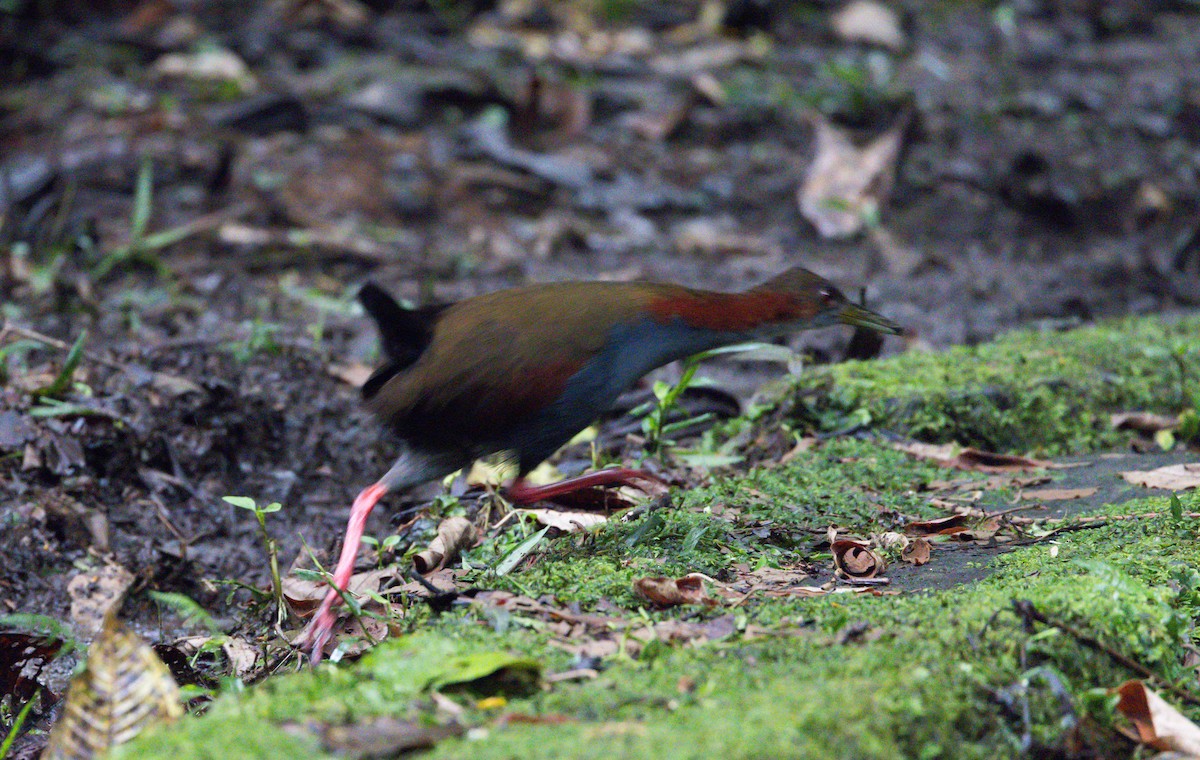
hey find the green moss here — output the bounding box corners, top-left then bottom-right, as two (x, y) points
(119, 493), (1198, 760)
(788, 315), (1200, 454)
(113, 316), (1200, 759)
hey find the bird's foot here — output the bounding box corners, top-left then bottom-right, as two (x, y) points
(294, 588), (341, 664)
(507, 468), (666, 505)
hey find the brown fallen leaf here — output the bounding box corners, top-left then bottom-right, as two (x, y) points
(894, 441), (1057, 473)
(283, 568), (398, 617)
(1114, 680), (1200, 754)
(68, 562), (135, 641)
(905, 514), (970, 536)
(798, 111), (907, 239)
(832, 539), (885, 579)
(1111, 412), (1179, 433)
(633, 573), (716, 607)
(1019, 487), (1098, 501)
(413, 516), (478, 574)
(901, 538), (931, 565)
(517, 508), (606, 533)
(43, 616), (181, 760)
(177, 636), (261, 678)
(1121, 463), (1200, 491)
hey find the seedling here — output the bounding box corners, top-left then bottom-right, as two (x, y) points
(639, 341), (795, 454)
(222, 496), (285, 630)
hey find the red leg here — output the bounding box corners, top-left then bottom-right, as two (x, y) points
(506, 468), (665, 505)
(295, 481), (389, 662)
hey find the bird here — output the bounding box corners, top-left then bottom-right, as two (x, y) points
(296, 267), (902, 660)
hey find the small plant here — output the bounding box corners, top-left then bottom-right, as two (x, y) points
(222, 496), (285, 629)
(92, 157), (212, 280)
(226, 317), (281, 363)
(639, 342), (794, 454)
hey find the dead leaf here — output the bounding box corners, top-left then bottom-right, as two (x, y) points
(1020, 487), (1098, 501)
(283, 568), (397, 617)
(328, 361), (374, 387)
(831, 0), (906, 50)
(779, 437), (817, 464)
(1121, 463), (1200, 491)
(633, 573), (717, 607)
(68, 562), (135, 641)
(905, 514), (970, 536)
(894, 441), (1057, 473)
(517, 508), (606, 533)
(798, 112), (906, 239)
(1114, 680), (1200, 754)
(901, 538), (931, 565)
(43, 616), (181, 760)
(1111, 412), (1179, 433)
(413, 516), (478, 574)
(176, 636), (261, 678)
(832, 539), (885, 579)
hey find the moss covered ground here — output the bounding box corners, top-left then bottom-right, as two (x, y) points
(116, 314), (1200, 759)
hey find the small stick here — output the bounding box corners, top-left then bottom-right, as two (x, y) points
(1012, 600), (1200, 707)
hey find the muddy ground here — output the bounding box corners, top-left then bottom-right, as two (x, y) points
(2, 0), (1200, 750)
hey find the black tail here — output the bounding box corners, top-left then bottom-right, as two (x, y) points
(357, 283), (446, 400)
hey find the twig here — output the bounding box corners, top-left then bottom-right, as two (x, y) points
(1012, 600), (1200, 707)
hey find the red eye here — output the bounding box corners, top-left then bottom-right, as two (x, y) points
(820, 289), (839, 306)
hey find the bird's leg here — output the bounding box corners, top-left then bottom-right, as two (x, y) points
(507, 468), (665, 505)
(296, 481), (389, 662)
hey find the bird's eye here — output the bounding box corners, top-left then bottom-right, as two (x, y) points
(820, 289), (839, 306)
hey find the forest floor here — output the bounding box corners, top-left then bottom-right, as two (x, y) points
(2, 1), (1200, 757)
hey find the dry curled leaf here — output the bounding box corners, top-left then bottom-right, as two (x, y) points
(43, 616), (181, 760)
(1114, 680), (1200, 754)
(413, 516), (477, 574)
(901, 538), (931, 566)
(798, 112), (906, 239)
(905, 514), (969, 536)
(1111, 412), (1179, 433)
(832, 539), (885, 579)
(633, 573), (716, 607)
(1121, 463), (1200, 491)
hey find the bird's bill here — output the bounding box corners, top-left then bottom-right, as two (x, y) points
(837, 303), (904, 335)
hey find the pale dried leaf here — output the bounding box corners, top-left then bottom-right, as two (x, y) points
(1115, 680), (1200, 754)
(798, 113), (905, 239)
(43, 616), (181, 760)
(831, 0), (906, 49)
(1121, 463), (1200, 491)
(517, 508), (606, 533)
(1020, 487), (1098, 501)
(328, 361), (374, 387)
(1111, 412), (1179, 433)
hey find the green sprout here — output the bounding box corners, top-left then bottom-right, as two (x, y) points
(222, 496), (285, 630)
